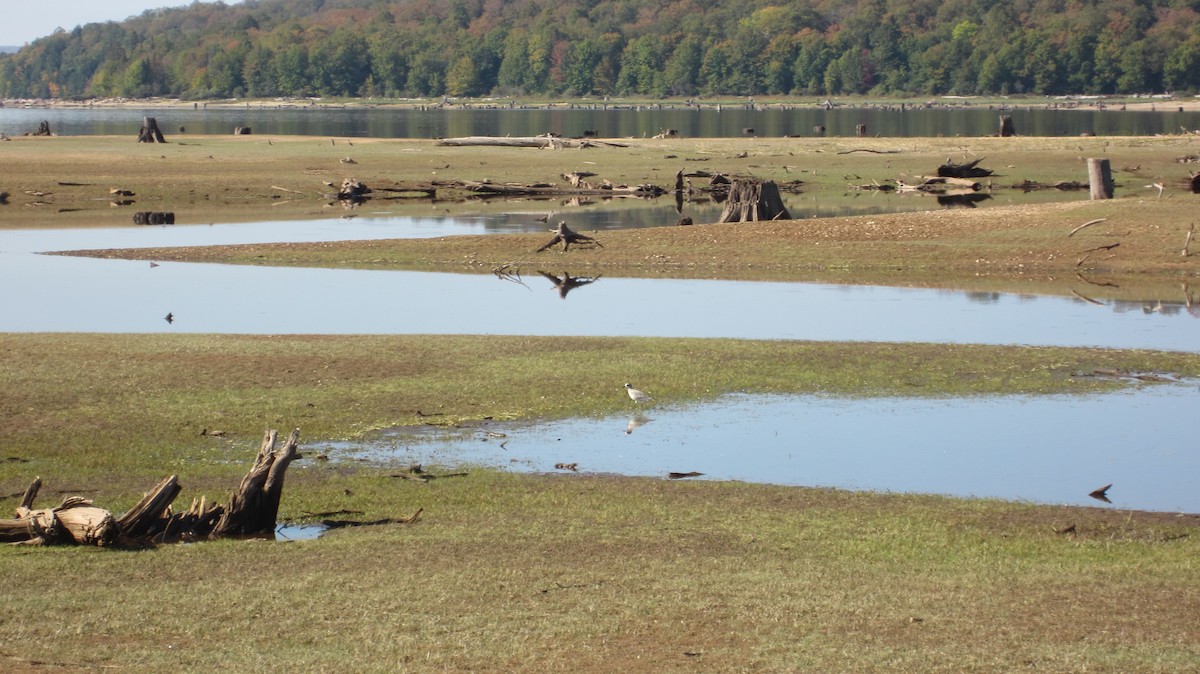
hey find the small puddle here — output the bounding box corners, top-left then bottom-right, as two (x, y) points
(274, 522), (328, 540)
(314, 384), (1200, 514)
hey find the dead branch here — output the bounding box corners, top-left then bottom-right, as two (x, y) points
(1068, 218), (1109, 237)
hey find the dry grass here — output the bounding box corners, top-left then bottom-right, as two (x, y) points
(2, 471), (1198, 672)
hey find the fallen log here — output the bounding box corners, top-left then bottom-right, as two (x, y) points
(937, 157), (993, 179)
(436, 136), (563, 148)
(442, 179), (666, 198)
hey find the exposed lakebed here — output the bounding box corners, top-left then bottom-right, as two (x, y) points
(3, 213), (1197, 512)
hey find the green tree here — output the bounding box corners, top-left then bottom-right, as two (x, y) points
(1164, 38), (1200, 91)
(273, 43), (311, 96)
(121, 57), (154, 97)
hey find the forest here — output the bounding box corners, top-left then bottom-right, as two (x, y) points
(2, 0), (1200, 100)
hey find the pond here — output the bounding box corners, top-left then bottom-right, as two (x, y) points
(4, 104), (1199, 139)
(312, 384), (1200, 513)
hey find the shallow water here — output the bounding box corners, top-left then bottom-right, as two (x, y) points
(317, 385), (1200, 513)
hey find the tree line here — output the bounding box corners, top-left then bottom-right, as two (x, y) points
(2, 0), (1200, 100)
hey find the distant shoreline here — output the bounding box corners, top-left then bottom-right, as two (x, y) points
(3, 94), (1200, 113)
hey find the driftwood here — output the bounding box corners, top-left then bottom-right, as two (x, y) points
(536, 221), (603, 252)
(1012, 179), (1087, 192)
(444, 178), (666, 199)
(717, 179), (791, 223)
(1068, 218), (1108, 237)
(3, 428), (307, 546)
(436, 136), (563, 148)
(137, 116), (166, 143)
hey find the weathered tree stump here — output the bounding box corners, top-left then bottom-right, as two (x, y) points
(133, 211), (175, 225)
(536, 221), (603, 252)
(999, 115), (1017, 137)
(1088, 158), (1114, 199)
(813, 125), (826, 136)
(33, 120), (53, 136)
(855, 124), (868, 137)
(234, 127), (253, 135)
(213, 429), (301, 537)
(1, 429), (308, 546)
(137, 116), (166, 143)
(717, 179), (791, 223)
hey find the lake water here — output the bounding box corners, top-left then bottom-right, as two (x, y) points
(4, 104), (1199, 138)
(318, 384), (1200, 513)
(2, 218), (1198, 350)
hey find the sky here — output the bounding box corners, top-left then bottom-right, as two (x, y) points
(1, 1), (243, 46)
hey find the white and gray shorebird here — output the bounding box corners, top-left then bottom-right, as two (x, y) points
(624, 383), (652, 403)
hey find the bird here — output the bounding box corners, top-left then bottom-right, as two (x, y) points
(624, 383), (651, 403)
(164, 312), (174, 324)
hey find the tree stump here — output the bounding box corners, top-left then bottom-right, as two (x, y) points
(234, 127), (253, 135)
(999, 115), (1016, 137)
(33, 120), (52, 136)
(1087, 158), (1114, 199)
(137, 116), (167, 143)
(717, 179), (791, 223)
(855, 124), (868, 137)
(213, 429), (301, 537)
(536, 221), (603, 252)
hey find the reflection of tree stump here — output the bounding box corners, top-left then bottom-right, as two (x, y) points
(137, 116), (166, 143)
(717, 179), (791, 223)
(133, 211), (175, 225)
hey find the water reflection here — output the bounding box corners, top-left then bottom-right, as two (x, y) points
(317, 385), (1200, 513)
(3, 252), (1198, 350)
(4, 106), (1198, 138)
